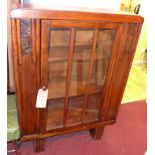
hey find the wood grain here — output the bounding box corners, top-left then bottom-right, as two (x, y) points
(10, 4), (144, 23)
(11, 18), (23, 135)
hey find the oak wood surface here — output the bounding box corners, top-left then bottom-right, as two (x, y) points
(11, 4), (143, 23)
(20, 119), (116, 142)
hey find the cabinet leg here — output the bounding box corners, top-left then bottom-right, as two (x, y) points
(34, 138), (45, 152)
(90, 126), (104, 140)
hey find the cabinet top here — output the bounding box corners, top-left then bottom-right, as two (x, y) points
(11, 4), (144, 23)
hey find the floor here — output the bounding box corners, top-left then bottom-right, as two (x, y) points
(18, 100), (146, 155)
(122, 63), (147, 103)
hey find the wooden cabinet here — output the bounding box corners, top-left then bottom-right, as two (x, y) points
(10, 4), (143, 152)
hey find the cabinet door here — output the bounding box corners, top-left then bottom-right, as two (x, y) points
(41, 20), (122, 131)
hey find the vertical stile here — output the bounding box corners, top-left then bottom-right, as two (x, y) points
(82, 29), (99, 122)
(32, 19), (37, 63)
(36, 19), (41, 133)
(36, 19), (41, 86)
(77, 57), (83, 93)
(16, 19), (22, 65)
(63, 28), (75, 127)
(98, 25), (123, 121)
(40, 21), (49, 132)
(11, 18), (23, 134)
(95, 59), (98, 84)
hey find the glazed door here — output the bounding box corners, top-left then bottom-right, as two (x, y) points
(41, 20), (122, 131)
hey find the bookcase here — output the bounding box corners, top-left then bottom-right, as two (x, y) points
(11, 4), (143, 152)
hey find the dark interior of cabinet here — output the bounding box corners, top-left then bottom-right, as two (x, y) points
(45, 28), (116, 131)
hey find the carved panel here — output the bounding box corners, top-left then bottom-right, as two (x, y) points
(124, 23), (138, 56)
(20, 19), (32, 55)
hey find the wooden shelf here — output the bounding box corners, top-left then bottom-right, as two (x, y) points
(48, 80), (103, 99)
(48, 45), (110, 63)
(48, 45), (91, 62)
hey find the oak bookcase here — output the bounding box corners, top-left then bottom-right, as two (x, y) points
(10, 4), (143, 152)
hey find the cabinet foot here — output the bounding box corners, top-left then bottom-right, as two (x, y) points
(90, 126), (104, 140)
(34, 138), (45, 152)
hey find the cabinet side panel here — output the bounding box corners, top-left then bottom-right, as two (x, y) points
(11, 18), (24, 134)
(104, 23), (143, 121)
(12, 18), (40, 135)
(18, 56), (38, 134)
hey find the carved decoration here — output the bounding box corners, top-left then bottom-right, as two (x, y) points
(124, 23), (138, 55)
(20, 19), (32, 55)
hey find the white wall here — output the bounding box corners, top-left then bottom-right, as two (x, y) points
(23, 0), (121, 10)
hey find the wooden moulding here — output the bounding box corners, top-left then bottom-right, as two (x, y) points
(10, 4), (144, 23)
(20, 119), (116, 142)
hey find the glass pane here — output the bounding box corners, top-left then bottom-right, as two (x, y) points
(66, 29), (94, 126)
(49, 29), (70, 62)
(67, 96), (84, 126)
(48, 29), (70, 99)
(84, 29), (116, 122)
(46, 29), (70, 130)
(46, 28), (116, 130)
(91, 30), (115, 87)
(46, 99), (64, 130)
(83, 93), (102, 123)
(48, 61), (68, 99)
(73, 30), (94, 60)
